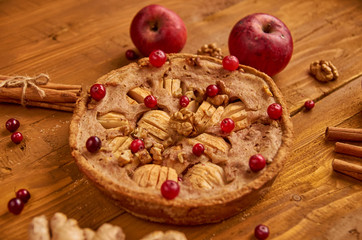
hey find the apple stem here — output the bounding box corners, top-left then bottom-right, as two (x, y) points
(263, 23), (272, 33)
(149, 21), (159, 32)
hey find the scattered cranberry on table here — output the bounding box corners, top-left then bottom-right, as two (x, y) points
(86, 136), (102, 153)
(192, 143), (205, 156)
(206, 84), (219, 97)
(144, 95), (157, 108)
(5, 118), (20, 132)
(11, 132), (23, 144)
(179, 95), (190, 108)
(222, 55), (239, 71)
(161, 180), (180, 200)
(249, 154), (266, 172)
(149, 49), (167, 67)
(16, 189), (31, 204)
(8, 198), (24, 215)
(267, 103), (282, 120)
(130, 139), (145, 153)
(220, 118), (235, 133)
(304, 100), (315, 110)
(90, 84), (106, 101)
(254, 224), (270, 240)
(125, 49), (139, 60)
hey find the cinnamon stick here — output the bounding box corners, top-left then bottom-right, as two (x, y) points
(0, 86), (78, 103)
(0, 77), (81, 90)
(335, 142), (362, 158)
(332, 158), (362, 181)
(0, 97), (74, 112)
(40, 82), (82, 92)
(325, 127), (362, 141)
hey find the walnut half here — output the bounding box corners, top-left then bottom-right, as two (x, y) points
(310, 60), (339, 82)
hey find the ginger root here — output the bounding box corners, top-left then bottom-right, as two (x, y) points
(29, 212), (187, 240)
(140, 230), (187, 240)
(29, 215), (50, 240)
(29, 212), (125, 240)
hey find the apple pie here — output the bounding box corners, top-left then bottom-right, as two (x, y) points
(69, 53), (293, 225)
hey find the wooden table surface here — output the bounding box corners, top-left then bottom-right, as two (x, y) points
(1, 0), (361, 239)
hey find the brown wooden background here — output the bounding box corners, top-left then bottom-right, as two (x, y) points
(0, 0), (361, 239)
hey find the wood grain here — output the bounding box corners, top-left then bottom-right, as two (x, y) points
(0, 0), (361, 239)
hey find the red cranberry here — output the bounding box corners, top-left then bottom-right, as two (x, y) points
(11, 132), (23, 144)
(130, 139), (145, 153)
(86, 136), (101, 153)
(144, 95), (157, 108)
(206, 84), (219, 97)
(304, 100), (315, 110)
(267, 103), (282, 120)
(192, 143), (205, 156)
(125, 49), (139, 60)
(5, 118), (20, 132)
(16, 189), (31, 203)
(90, 84), (106, 101)
(149, 49), (167, 67)
(179, 95), (190, 108)
(220, 118), (235, 133)
(222, 55), (239, 71)
(161, 180), (180, 200)
(254, 224), (270, 240)
(8, 198), (24, 215)
(249, 154), (266, 172)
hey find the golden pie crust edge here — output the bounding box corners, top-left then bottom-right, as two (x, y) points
(69, 53), (293, 225)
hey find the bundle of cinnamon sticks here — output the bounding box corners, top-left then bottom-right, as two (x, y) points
(0, 74), (82, 112)
(326, 126), (362, 181)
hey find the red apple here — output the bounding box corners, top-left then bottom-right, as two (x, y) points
(228, 13), (293, 76)
(130, 5), (187, 56)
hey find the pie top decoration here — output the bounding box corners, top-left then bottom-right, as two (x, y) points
(69, 53), (293, 225)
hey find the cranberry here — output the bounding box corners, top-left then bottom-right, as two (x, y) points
(177, 176), (183, 182)
(304, 100), (315, 110)
(130, 139), (144, 153)
(11, 132), (23, 144)
(222, 55), (239, 71)
(220, 118), (235, 133)
(90, 84), (106, 101)
(8, 198), (24, 215)
(267, 103), (282, 120)
(149, 49), (167, 67)
(249, 154), (266, 172)
(125, 49), (139, 60)
(179, 95), (190, 108)
(192, 143), (205, 156)
(5, 118), (20, 132)
(254, 224), (270, 240)
(144, 95), (157, 108)
(161, 180), (180, 200)
(206, 84), (219, 97)
(86, 136), (101, 153)
(16, 189), (31, 203)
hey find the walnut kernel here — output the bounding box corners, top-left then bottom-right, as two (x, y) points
(197, 43), (223, 60)
(169, 108), (196, 136)
(310, 60), (339, 82)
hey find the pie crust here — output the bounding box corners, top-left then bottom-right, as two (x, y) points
(69, 54), (293, 225)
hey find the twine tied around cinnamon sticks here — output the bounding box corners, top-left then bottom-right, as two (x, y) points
(0, 73), (50, 106)
(0, 74), (82, 112)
